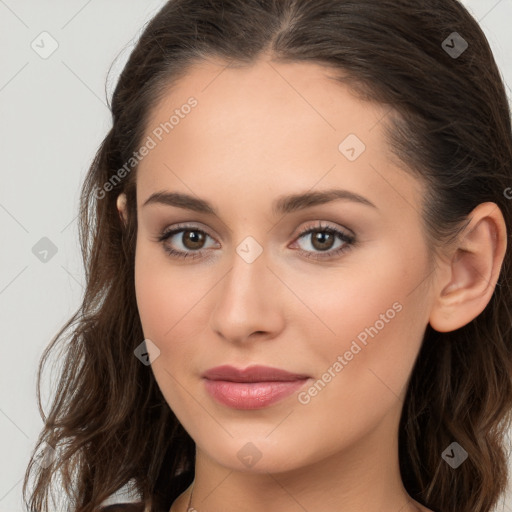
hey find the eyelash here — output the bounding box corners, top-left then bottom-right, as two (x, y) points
(156, 222), (356, 262)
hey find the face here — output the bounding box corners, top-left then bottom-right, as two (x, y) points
(132, 57), (436, 473)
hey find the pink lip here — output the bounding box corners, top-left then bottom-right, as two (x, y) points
(202, 365), (311, 410)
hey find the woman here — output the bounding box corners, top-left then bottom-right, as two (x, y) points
(23, 1), (512, 511)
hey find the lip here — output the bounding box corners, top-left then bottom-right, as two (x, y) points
(202, 365), (311, 410)
(201, 364), (310, 382)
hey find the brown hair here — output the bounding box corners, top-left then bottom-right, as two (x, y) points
(23, 1), (512, 511)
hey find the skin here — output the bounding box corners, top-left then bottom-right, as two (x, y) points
(117, 56), (507, 512)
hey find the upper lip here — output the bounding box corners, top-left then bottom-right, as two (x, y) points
(202, 365), (310, 382)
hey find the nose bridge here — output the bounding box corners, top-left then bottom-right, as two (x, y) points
(219, 217), (270, 292)
(220, 235), (270, 307)
(209, 233), (283, 341)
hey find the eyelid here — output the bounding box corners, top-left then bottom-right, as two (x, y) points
(291, 220), (354, 240)
(157, 221), (216, 240)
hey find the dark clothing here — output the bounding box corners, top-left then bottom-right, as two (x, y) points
(101, 505), (145, 512)
(100, 469), (194, 512)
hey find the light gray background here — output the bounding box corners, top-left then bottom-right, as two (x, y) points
(1, 1), (511, 511)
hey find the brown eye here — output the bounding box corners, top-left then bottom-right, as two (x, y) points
(181, 229), (206, 250)
(309, 230), (336, 251)
(293, 223), (356, 261)
(157, 225), (218, 260)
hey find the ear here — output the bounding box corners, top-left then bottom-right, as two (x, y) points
(116, 192), (128, 227)
(429, 202), (508, 333)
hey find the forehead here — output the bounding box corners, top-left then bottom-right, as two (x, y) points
(144, 57), (390, 146)
(136, 58), (422, 219)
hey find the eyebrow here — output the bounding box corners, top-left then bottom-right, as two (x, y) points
(142, 188), (377, 216)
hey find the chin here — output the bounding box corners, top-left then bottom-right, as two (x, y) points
(198, 434), (315, 474)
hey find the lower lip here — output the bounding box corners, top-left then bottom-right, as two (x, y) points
(203, 378), (309, 409)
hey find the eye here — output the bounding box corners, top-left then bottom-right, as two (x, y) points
(156, 221), (356, 261)
(291, 222), (356, 260)
(156, 223), (218, 260)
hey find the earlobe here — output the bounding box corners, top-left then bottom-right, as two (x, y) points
(116, 192), (128, 227)
(428, 202), (507, 333)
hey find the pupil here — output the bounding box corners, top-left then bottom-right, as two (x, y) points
(313, 231), (333, 251)
(184, 230), (204, 249)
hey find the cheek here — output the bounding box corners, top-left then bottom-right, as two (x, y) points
(290, 257), (407, 350)
(134, 244), (196, 412)
(304, 246), (428, 399)
(294, 295), (425, 458)
(134, 241), (213, 357)
(134, 241), (181, 343)
(135, 264), (169, 341)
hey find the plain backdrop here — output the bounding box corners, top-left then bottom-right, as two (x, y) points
(1, 1), (511, 511)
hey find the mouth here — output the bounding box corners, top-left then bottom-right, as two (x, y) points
(201, 365), (311, 409)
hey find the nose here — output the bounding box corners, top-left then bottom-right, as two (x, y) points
(209, 242), (286, 344)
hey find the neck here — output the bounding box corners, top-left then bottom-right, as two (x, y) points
(184, 411), (423, 512)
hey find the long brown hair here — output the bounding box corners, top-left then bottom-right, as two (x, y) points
(23, 1), (512, 511)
